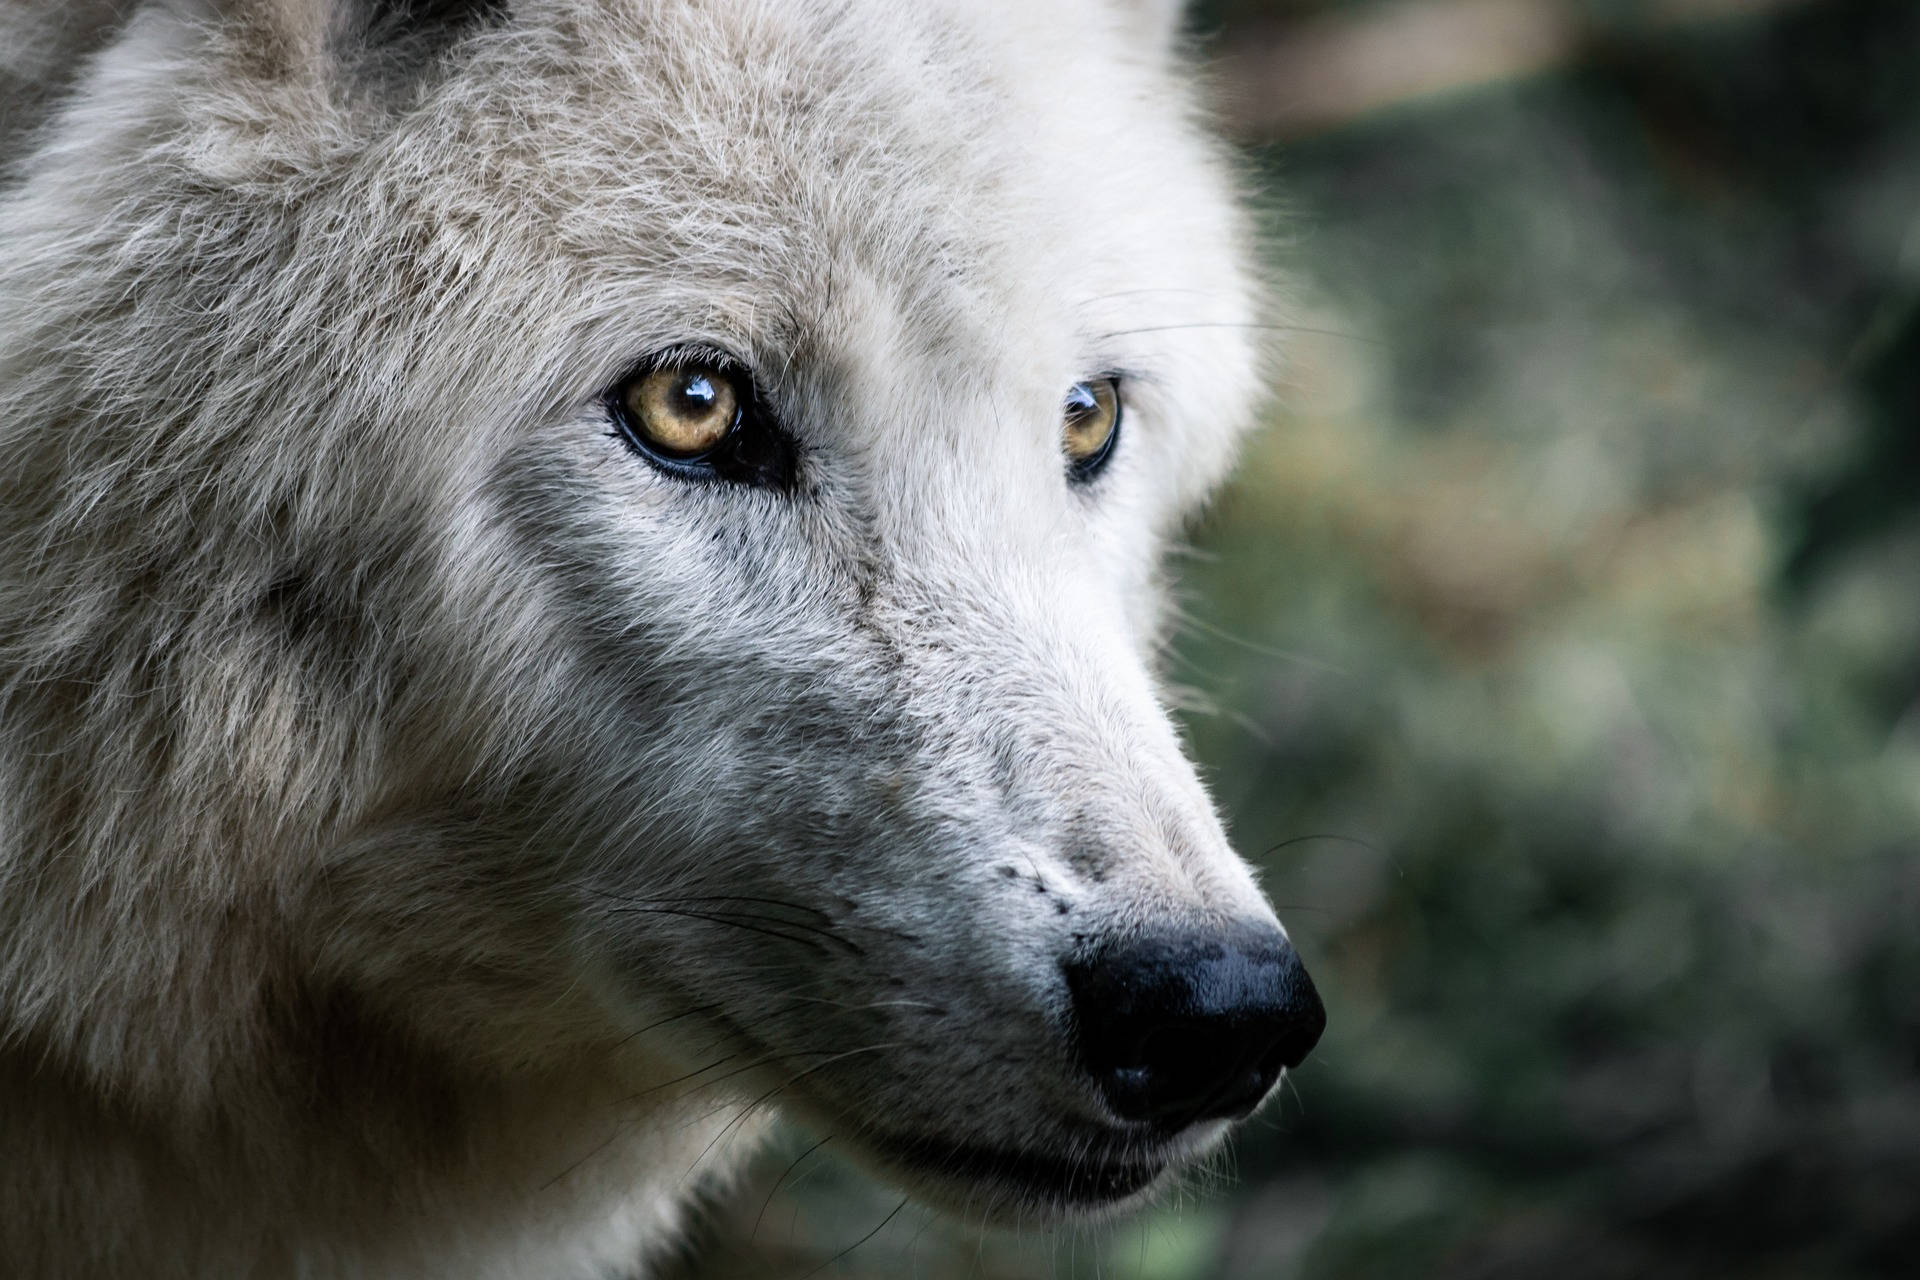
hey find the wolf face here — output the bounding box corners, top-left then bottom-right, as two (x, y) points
(0, 0), (1321, 1271)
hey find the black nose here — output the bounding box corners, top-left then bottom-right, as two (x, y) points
(1064, 927), (1325, 1128)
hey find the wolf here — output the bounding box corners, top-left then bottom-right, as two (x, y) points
(0, 0), (1324, 1276)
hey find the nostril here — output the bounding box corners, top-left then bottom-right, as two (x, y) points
(1133, 1020), (1259, 1119)
(1065, 927), (1326, 1129)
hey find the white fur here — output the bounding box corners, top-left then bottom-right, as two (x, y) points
(0, 1), (1277, 1275)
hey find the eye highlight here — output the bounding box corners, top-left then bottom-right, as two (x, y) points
(1062, 377), (1122, 482)
(607, 353), (797, 490)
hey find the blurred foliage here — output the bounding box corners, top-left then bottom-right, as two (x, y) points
(676, 2), (1920, 1277)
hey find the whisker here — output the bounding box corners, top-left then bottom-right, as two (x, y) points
(1259, 832), (1379, 857)
(644, 892), (839, 925)
(664, 1039), (907, 1117)
(751, 1135), (833, 1244)
(1095, 321), (1380, 343)
(537, 1053), (740, 1190)
(581, 887), (870, 954)
(678, 1042), (909, 1188)
(617, 1054), (740, 1106)
(557, 1039), (885, 1192)
(1173, 606), (1352, 673)
(800, 1196), (911, 1280)
(538, 1127), (629, 1193)
(773, 993), (947, 1015)
(1258, 831), (1404, 880)
(607, 1002), (723, 1052)
(1282, 1069), (1307, 1122)
(590, 902), (835, 956)
(1077, 286), (1215, 305)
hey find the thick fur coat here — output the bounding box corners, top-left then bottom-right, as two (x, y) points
(0, 1), (1294, 1275)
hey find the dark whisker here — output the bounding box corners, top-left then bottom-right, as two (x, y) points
(678, 1043), (907, 1185)
(593, 903), (834, 956)
(801, 1196), (911, 1280)
(752, 1135), (833, 1244)
(1259, 832), (1379, 857)
(648, 893), (839, 925)
(775, 993), (947, 1016)
(581, 887), (867, 954)
(1259, 831), (1402, 880)
(645, 1040), (901, 1115)
(608, 1002), (724, 1052)
(538, 1053), (740, 1190)
(619, 1054), (740, 1106)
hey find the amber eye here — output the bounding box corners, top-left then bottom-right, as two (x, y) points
(620, 362), (741, 457)
(1062, 377), (1121, 481)
(608, 353), (797, 489)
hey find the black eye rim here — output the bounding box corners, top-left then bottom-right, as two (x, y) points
(1065, 375), (1123, 485)
(605, 349), (797, 491)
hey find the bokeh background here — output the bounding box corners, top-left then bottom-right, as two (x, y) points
(675, 2), (1920, 1275)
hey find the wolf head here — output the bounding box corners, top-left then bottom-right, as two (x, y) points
(0, 0), (1320, 1238)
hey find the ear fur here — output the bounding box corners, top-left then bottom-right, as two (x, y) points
(188, 0), (506, 86)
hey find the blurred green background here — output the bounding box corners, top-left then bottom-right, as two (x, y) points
(677, 2), (1920, 1275)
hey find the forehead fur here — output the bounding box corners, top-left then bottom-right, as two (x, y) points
(94, 0), (1260, 493)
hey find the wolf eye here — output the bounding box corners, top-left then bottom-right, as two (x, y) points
(608, 355), (796, 489)
(1063, 377), (1121, 482)
(620, 363), (741, 457)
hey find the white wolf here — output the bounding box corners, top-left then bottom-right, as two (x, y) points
(0, 1), (1323, 1276)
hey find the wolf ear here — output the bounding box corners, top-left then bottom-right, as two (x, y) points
(186, 0), (506, 84)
